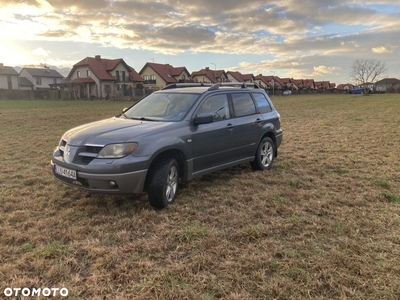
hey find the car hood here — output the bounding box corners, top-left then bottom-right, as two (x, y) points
(63, 117), (174, 146)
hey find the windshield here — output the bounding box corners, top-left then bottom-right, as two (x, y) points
(124, 92), (199, 122)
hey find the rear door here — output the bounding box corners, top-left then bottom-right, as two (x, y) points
(230, 92), (263, 159)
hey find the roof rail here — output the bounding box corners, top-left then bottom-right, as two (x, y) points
(208, 82), (261, 91)
(161, 83), (213, 90)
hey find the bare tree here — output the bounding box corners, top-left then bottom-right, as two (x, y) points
(350, 58), (387, 94)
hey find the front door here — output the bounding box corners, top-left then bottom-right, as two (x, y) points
(191, 94), (235, 173)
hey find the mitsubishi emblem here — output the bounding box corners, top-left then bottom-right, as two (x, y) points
(65, 145), (71, 156)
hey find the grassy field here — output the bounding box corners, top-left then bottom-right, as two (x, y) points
(0, 94), (399, 299)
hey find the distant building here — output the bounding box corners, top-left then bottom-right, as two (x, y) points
(191, 67), (228, 84)
(337, 83), (355, 92)
(19, 67), (64, 90)
(66, 55), (143, 99)
(139, 62), (191, 90)
(374, 78), (400, 93)
(227, 71), (255, 83)
(0, 63), (19, 90)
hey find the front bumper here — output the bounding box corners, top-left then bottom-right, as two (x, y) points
(51, 160), (148, 194)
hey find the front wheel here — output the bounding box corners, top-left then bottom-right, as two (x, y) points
(147, 157), (179, 209)
(250, 137), (275, 171)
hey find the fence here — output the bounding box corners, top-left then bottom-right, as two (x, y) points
(2, 86), (398, 101)
(0, 88), (154, 101)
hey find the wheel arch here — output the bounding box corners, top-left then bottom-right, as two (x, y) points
(144, 149), (188, 190)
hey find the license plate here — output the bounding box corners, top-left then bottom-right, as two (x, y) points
(54, 164), (77, 180)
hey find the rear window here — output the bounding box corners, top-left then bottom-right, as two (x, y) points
(252, 93), (272, 113)
(231, 93), (256, 117)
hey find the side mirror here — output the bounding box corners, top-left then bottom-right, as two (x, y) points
(194, 113), (214, 125)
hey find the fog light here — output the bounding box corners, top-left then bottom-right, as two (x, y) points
(109, 181), (117, 187)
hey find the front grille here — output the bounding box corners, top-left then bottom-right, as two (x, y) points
(59, 139), (67, 157)
(59, 140), (104, 165)
(85, 145), (103, 154)
(77, 145), (104, 164)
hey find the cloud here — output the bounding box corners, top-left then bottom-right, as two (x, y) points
(313, 65), (340, 76)
(32, 47), (51, 56)
(1, 0), (400, 82)
(372, 45), (396, 54)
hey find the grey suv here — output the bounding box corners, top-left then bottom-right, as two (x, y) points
(51, 83), (283, 208)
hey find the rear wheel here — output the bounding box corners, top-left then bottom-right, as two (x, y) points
(147, 157), (179, 209)
(250, 137), (275, 171)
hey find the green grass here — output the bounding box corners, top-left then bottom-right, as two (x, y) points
(1, 94), (400, 299)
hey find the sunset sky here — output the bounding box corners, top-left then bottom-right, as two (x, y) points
(1, 0), (399, 84)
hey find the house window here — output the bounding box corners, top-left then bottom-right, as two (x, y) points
(182, 75), (186, 80)
(87, 70), (91, 77)
(77, 71), (81, 78)
(144, 75), (149, 81)
(36, 77), (42, 85)
(116, 71), (120, 82)
(122, 71), (126, 82)
(53, 78), (57, 84)
(150, 75), (156, 80)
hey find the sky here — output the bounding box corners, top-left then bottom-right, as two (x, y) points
(1, 0), (399, 84)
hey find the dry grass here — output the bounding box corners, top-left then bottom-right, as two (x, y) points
(1, 94), (400, 299)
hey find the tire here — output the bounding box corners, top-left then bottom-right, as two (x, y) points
(250, 137), (275, 171)
(147, 157), (179, 209)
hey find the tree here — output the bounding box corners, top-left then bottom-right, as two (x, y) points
(350, 58), (387, 94)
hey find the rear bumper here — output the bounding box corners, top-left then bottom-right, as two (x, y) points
(51, 160), (147, 194)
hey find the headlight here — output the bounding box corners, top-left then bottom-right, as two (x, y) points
(97, 143), (138, 158)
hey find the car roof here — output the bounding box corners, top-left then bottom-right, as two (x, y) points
(158, 82), (263, 94)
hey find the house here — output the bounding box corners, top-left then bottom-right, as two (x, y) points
(292, 79), (304, 90)
(314, 81), (331, 90)
(255, 74), (282, 90)
(242, 74), (255, 83)
(139, 62), (191, 90)
(337, 83), (355, 92)
(374, 78), (400, 93)
(66, 55), (143, 99)
(303, 79), (316, 90)
(19, 67), (64, 90)
(227, 71), (244, 83)
(0, 63), (19, 90)
(357, 82), (374, 93)
(226, 71), (255, 83)
(255, 74), (272, 89)
(191, 67), (228, 84)
(280, 78), (299, 90)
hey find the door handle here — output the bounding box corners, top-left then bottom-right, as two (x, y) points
(227, 123), (235, 129)
(255, 118), (262, 123)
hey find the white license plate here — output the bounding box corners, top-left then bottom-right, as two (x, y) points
(54, 164), (77, 180)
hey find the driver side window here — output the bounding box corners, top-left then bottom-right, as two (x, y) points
(198, 94), (230, 121)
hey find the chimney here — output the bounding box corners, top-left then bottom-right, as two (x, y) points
(205, 67), (209, 70)
(95, 55), (101, 60)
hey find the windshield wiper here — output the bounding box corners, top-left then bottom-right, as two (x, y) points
(130, 116), (156, 121)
